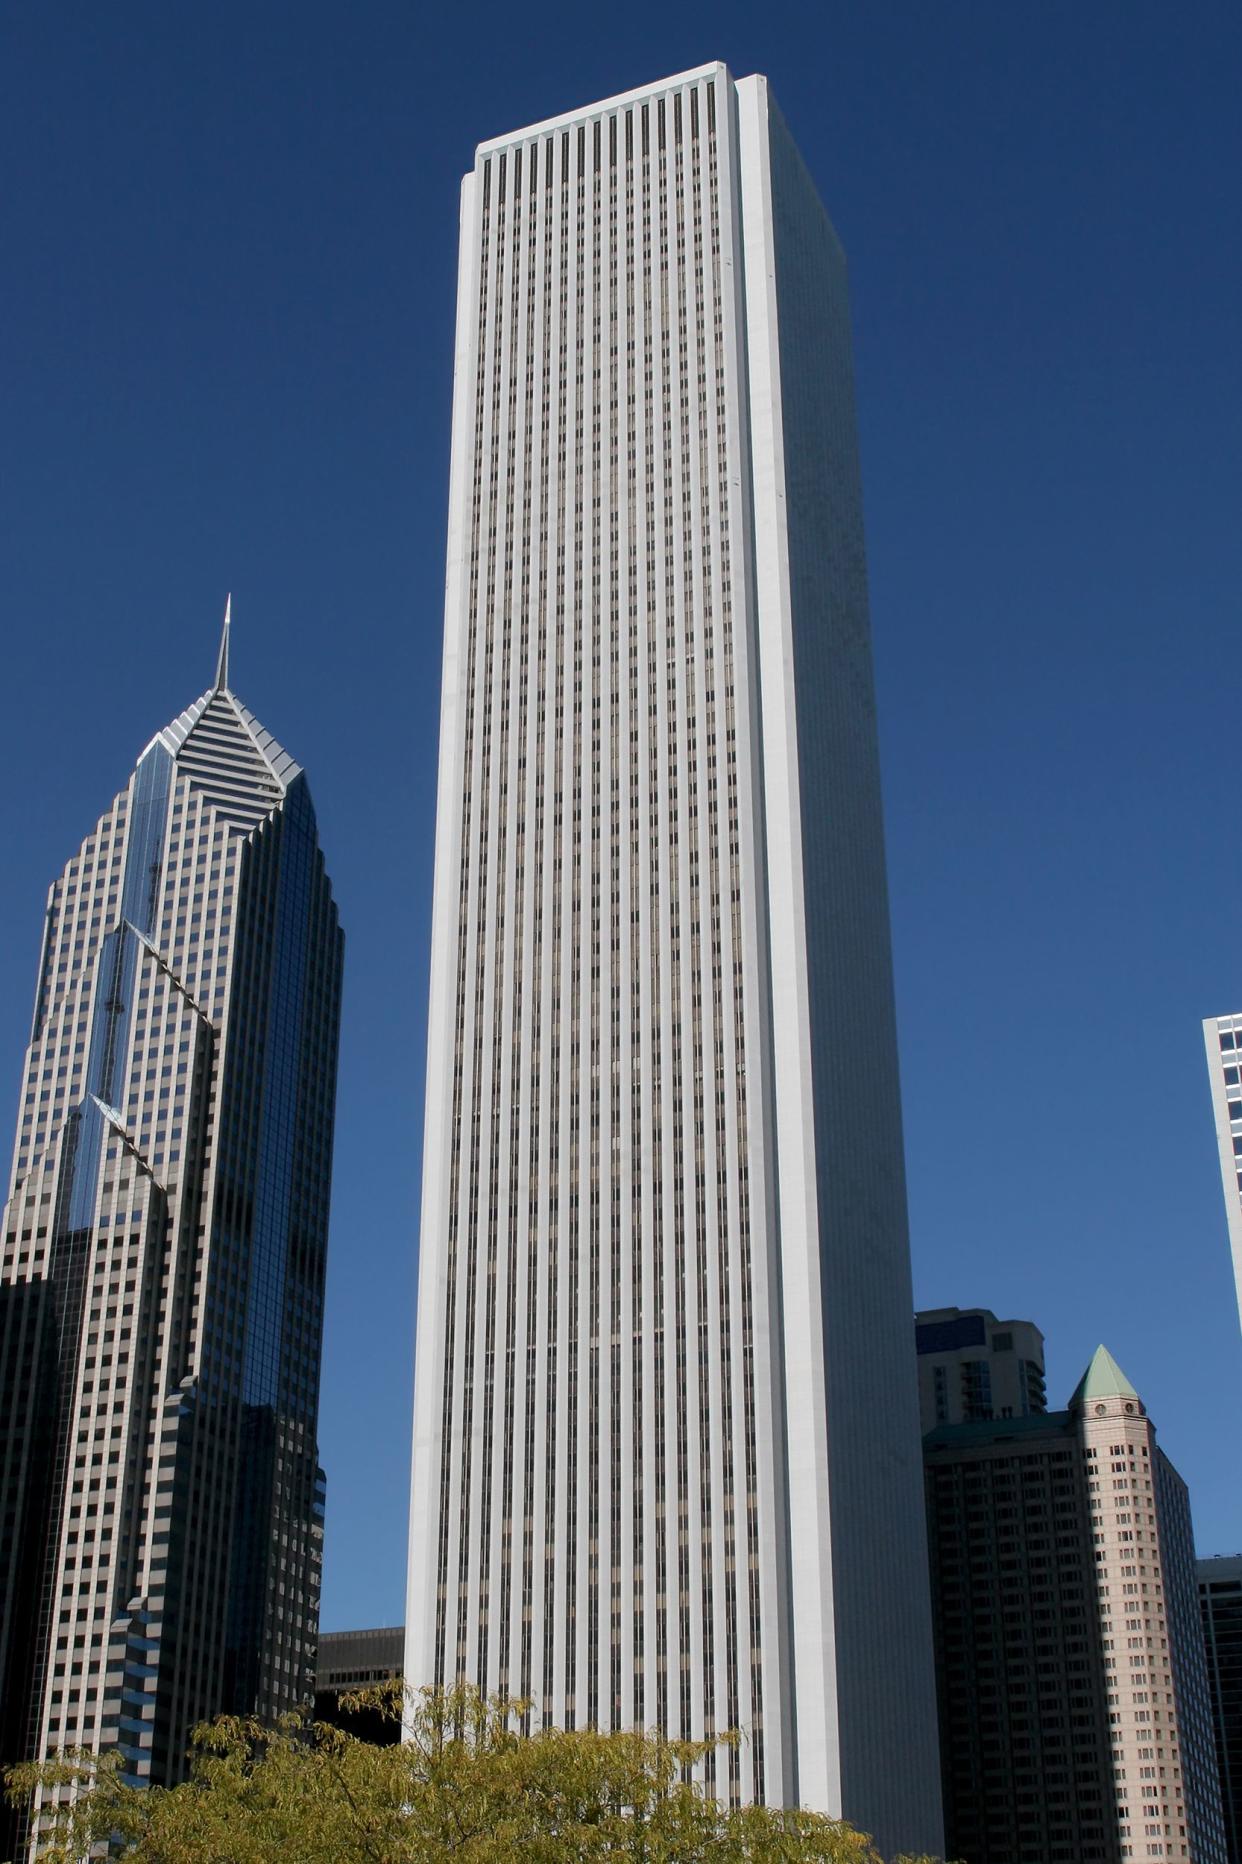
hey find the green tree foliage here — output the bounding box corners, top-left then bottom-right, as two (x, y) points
(5, 1683), (949, 1864)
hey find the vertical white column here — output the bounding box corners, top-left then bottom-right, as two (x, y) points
(405, 173), (483, 1699)
(734, 73), (841, 1816)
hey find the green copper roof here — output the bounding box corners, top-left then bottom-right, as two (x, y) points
(1069, 1344), (1139, 1409)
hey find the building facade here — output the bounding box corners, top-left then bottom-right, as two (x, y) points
(0, 613), (343, 1857)
(315, 1625), (404, 1743)
(405, 63), (940, 1851)
(915, 1305), (1047, 1433)
(925, 1346), (1226, 1864)
(1202, 1016), (1242, 1330)
(1199, 1556), (1242, 1864)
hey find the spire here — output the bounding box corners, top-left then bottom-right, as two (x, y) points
(214, 594), (231, 693)
(1069, 1344), (1141, 1411)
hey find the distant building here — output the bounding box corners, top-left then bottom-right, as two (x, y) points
(315, 1627), (403, 1745)
(1202, 1017), (1242, 1330)
(915, 1306), (1047, 1433)
(924, 1345), (1226, 1863)
(1200, 1556), (1242, 1863)
(0, 611), (343, 1861)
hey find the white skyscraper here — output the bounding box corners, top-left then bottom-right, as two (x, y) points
(406, 63), (940, 1852)
(1202, 1013), (1242, 1330)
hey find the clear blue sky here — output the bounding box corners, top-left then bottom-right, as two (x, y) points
(2, 2), (1239, 1633)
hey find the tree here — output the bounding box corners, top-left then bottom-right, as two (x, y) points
(5, 1684), (950, 1863)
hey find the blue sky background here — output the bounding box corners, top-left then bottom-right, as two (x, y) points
(2, 1), (1239, 1634)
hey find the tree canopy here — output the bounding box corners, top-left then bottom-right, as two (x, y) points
(6, 1683), (948, 1864)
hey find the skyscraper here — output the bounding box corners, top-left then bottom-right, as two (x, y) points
(1200, 1556), (1242, 1864)
(1202, 1015), (1242, 1331)
(925, 1346), (1227, 1863)
(406, 63), (940, 1850)
(915, 1305), (1047, 1432)
(0, 610), (343, 1858)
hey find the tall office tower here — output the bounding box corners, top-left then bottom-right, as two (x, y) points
(1203, 1017), (1242, 1330)
(1200, 1556), (1242, 1864)
(915, 1305), (1047, 1433)
(405, 62), (940, 1850)
(925, 1347), (1227, 1864)
(0, 612), (343, 1859)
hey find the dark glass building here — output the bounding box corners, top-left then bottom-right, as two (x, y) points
(315, 1625), (404, 1745)
(1200, 1556), (1242, 1863)
(0, 610), (343, 1858)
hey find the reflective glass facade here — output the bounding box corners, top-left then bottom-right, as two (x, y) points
(0, 648), (343, 1859)
(1200, 1557), (1242, 1864)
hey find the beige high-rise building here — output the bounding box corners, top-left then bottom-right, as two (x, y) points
(925, 1345), (1226, 1863)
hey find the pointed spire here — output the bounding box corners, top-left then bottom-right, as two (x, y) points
(1069, 1344), (1141, 1411)
(214, 594), (232, 693)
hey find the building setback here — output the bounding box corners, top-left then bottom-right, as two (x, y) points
(1200, 1556), (1242, 1864)
(0, 612), (343, 1859)
(925, 1345), (1226, 1864)
(915, 1305), (1047, 1434)
(405, 61), (940, 1853)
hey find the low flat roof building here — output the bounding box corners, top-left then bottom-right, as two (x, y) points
(315, 1627), (404, 1745)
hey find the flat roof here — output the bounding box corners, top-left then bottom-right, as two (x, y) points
(924, 1410), (1074, 1451)
(316, 1625), (404, 1683)
(476, 62), (730, 157)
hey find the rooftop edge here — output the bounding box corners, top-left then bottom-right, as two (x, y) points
(475, 61), (733, 158)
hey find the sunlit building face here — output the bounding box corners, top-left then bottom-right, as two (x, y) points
(406, 63), (940, 1859)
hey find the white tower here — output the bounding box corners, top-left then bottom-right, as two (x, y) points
(1203, 1013), (1242, 1330)
(406, 64), (941, 1853)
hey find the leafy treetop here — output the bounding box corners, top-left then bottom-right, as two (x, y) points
(5, 1682), (953, 1864)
